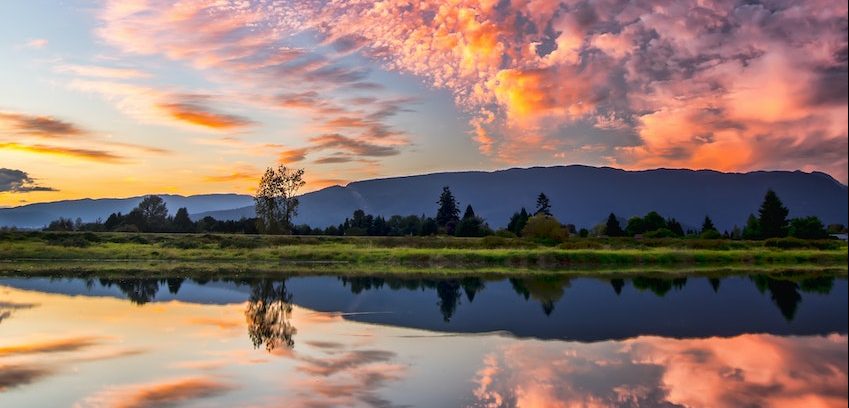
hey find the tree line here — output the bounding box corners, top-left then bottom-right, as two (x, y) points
(45, 165), (845, 241)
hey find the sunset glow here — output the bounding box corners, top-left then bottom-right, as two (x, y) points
(1, 1), (846, 206)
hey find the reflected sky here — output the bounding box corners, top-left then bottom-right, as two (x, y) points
(0, 275), (846, 407)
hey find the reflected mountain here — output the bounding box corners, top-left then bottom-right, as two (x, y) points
(1, 274), (845, 342)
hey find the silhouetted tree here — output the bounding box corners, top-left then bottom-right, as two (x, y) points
(701, 216), (717, 233)
(255, 166), (305, 235)
(604, 213), (624, 237)
(173, 207), (195, 233)
(455, 205), (489, 237)
(46, 217), (75, 231)
(507, 208), (530, 236)
(535, 193), (552, 216)
(642, 211), (667, 232)
(435, 186), (460, 235)
(742, 214), (761, 239)
(137, 195), (169, 232)
(420, 217), (438, 236)
(758, 189), (789, 238)
(667, 218), (685, 236)
(625, 216), (645, 236)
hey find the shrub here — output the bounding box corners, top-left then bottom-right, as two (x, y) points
(699, 230), (722, 240)
(521, 215), (568, 245)
(764, 237), (842, 250)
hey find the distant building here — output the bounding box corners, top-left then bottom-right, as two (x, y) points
(830, 233), (848, 241)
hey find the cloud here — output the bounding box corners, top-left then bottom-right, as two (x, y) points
(75, 376), (235, 408)
(471, 334), (848, 408)
(0, 363), (54, 392)
(290, 345), (406, 408)
(87, 0), (846, 180)
(158, 99), (254, 130)
(0, 168), (56, 193)
(56, 64), (151, 80)
(292, 0), (846, 180)
(24, 38), (48, 49)
(0, 110), (167, 164)
(0, 143), (126, 163)
(0, 111), (86, 139)
(0, 336), (101, 357)
(279, 134), (400, 165)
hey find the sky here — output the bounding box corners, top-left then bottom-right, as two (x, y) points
(0, 0), (847, 207)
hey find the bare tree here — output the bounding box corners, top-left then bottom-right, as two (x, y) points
(254, 166), (305, 234)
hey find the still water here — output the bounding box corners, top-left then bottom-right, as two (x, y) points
(1, 273), (846, 407)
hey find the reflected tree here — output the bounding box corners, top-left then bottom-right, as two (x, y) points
(631, 277), (673, 297)
(509, 276), (570, 316)
(436, 280), (462, 322)
(610, 279), (625, 295)
(246, 279), (297, 351)
(799, 276), (835, 294)
(708, 278), (721, 293)
(100, 278), (161, 305)
(165, 278), (185, 295)
(751, 276), (802, 321)
(461, 277), (485, 302)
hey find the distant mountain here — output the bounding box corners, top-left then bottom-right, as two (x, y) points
(195, 166), (848, 231)
(3, 166), (846, 231)
(0, 194), (253, 229)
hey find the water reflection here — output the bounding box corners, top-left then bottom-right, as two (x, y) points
(245, 279), (296, 351)
(12, 274), (840, 327)
(0, 275), (846, 408)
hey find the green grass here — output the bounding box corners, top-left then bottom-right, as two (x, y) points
(1, 231), (845, 274)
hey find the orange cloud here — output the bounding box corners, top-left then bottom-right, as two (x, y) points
(472, 334), (848, 408)
(0, 142), (126, 163)
(0, 111), (86, 138)
(0, 336), (101, 357)
(78, 376), (235, 408)
(158, 102), (253, 130)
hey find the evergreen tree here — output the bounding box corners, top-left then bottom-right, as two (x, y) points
(701, 216), (717, 233)
(742, 214), (761, 240)
(535, 193), (552, 216)
(507, 208), (530, 236)
(667, 218), (685, 236)
(604, 213), (624, 237)
(173, 207), (195, 233)
(758, 189), (789, 238)
(456, 205), (488, 237)
(435, 186), (460, 234)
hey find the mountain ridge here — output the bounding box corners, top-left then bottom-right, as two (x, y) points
(2, 166), (846, 231)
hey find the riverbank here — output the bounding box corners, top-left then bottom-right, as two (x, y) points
(1, 232), (845, 275)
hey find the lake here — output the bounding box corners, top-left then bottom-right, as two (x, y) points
(1, 273), (846, 407)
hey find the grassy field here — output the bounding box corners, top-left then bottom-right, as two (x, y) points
(0, 231), (845, 276)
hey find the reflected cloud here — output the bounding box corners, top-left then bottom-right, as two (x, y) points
(75, 376), (235, 408)
(0, 363), (54, 392)
(0, 336), (101, 357)
(471, 334), (848, 408)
